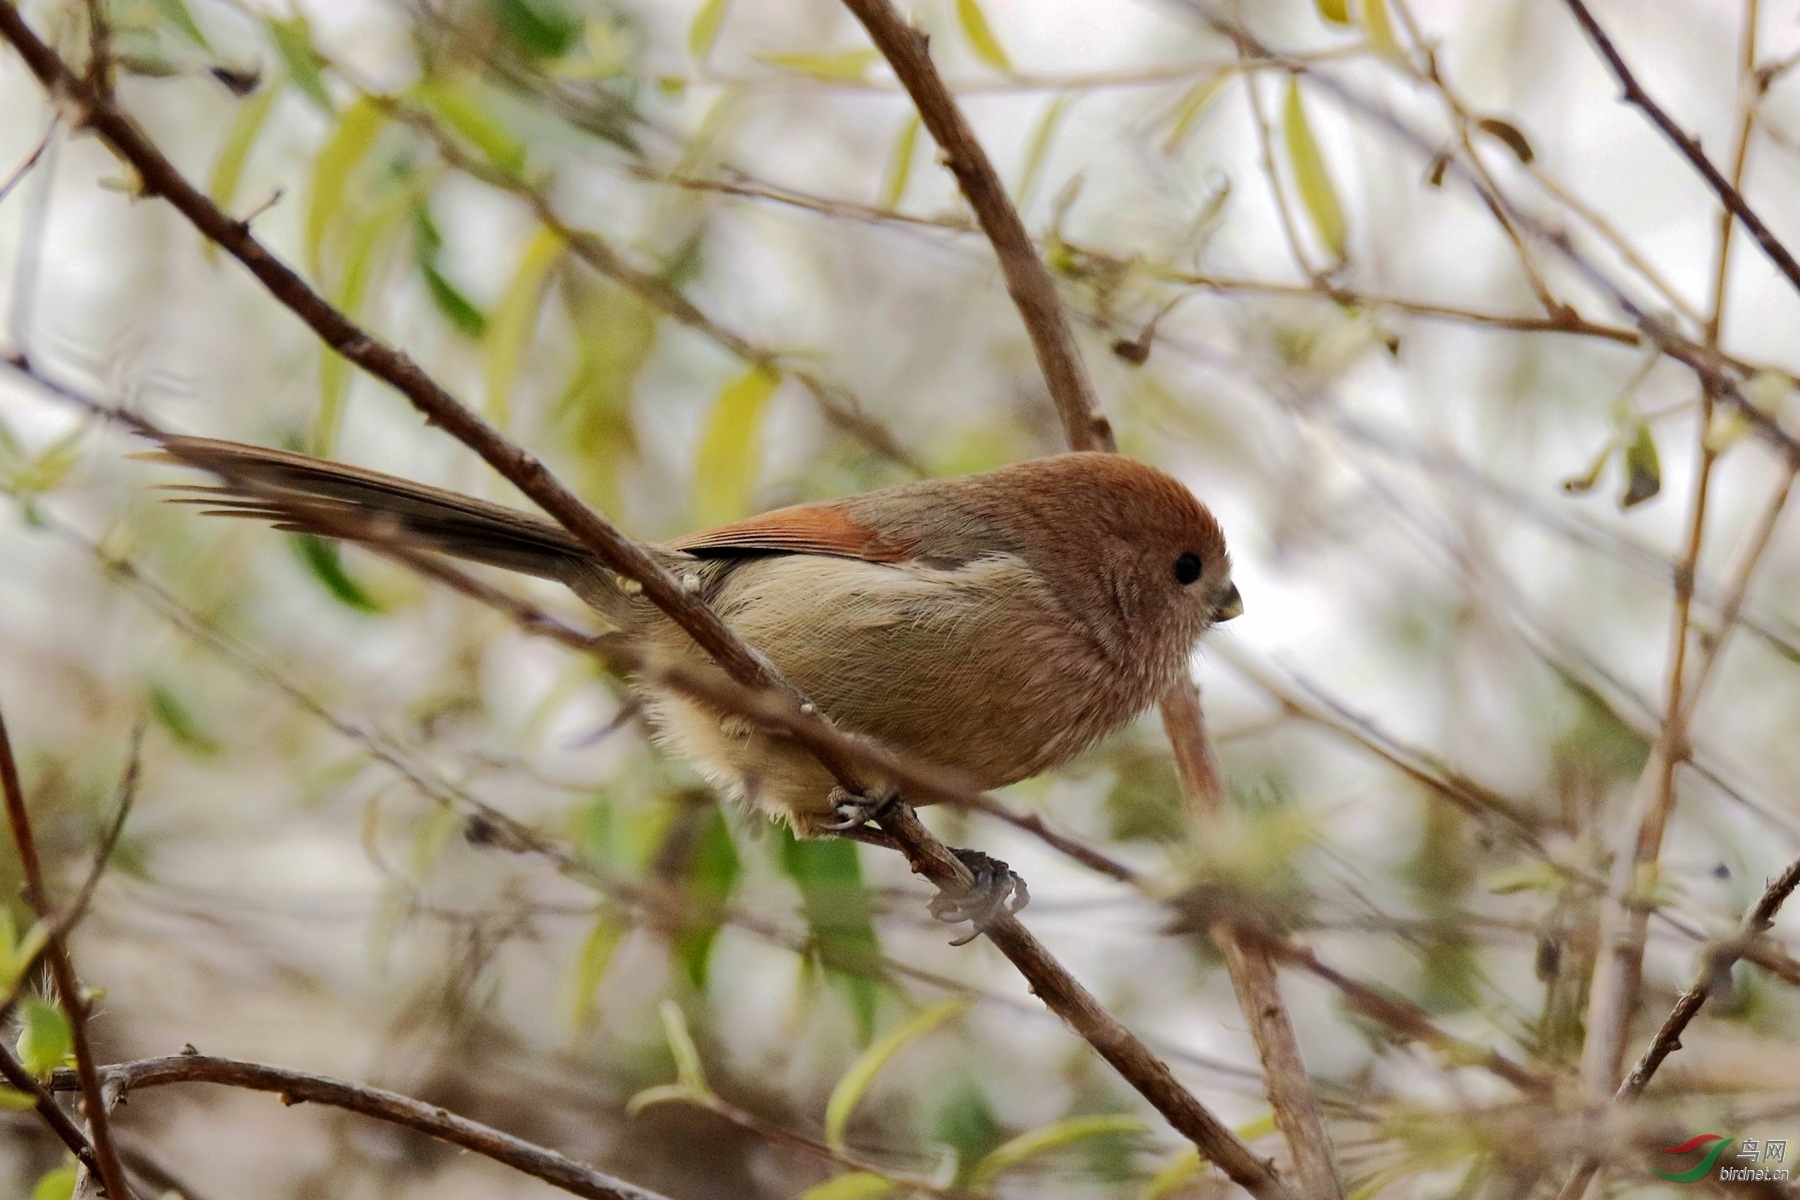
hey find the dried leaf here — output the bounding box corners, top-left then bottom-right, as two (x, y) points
(1476, 116), (1535, 164)
(1282, 79), (1347, 260)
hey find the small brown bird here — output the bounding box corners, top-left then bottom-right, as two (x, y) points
(151, 440), (1241, 841)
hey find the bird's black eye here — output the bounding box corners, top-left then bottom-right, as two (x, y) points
(1174, 552), (1203, 586)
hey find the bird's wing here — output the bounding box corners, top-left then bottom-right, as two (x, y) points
(669, 502), (917, 562)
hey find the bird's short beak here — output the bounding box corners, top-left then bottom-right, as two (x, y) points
(1213, 582), (1244, 623)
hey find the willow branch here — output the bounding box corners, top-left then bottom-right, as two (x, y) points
(0, 708), (133, 1200)
(51, 1054), (675, 1200)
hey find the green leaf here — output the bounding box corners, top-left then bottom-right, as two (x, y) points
(4, 424), (84, 498)
(316, 188), (411, 452)
(486, 226), (565, 428)
(1620, 420), (1661, 508)
(1162, 74), (1226, 155)
(688, 0), (731, 62)
(801, 1174), (897, 1200)
(670, 807), (741, 990)
(0, 1086), (38, 1111)
(149, 682), (222, 757)
(208, 79), (282, 238)
(693, 365), (780, 525)
(414, 203), (487, 338)
(955, 0), (1011, 71)
(970, 1114), (1147, 1189)
(825, 999), (970, 1152)
(1282, 78), (1346, 261)
(778, 830), (881, 1042)
(658, 999), (710, 1093)
(306, 97), (386, 277)
(878, 114), (920, 210)
(625, 1082), (698, 1116)
(268, 16), (332, 112)
(32, 1165), (76, 1200)
(0, 910), (51, 993)
(755, 49), (880, 83)
(413, 78), (527, 176)
(555, 275), (652, 511)
(1017, 95), (1071, 209)
(149, 0), (211, 50)
(291, 533), (383, 612)
(1140, 1147), (1202, 1199)
(567, 914), (624, 1026)
(490, 0), (580, 59)
(1315, 0), (1351, 23)
(15, 1000), (72, 1077)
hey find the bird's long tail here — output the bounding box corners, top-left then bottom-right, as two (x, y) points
(142, 436), (640, 622)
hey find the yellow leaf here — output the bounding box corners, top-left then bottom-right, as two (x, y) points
(693, 366), (780, 525)
(1358, 0), (1404, 61)
(1140, 1147), (1202, 1200)
(1017, 95), (1072, 209)
(1620, 420), (1661, 509)
(567, 914), (624, 1027)
(315, 188), (410, 453)
(1316, 0), (1351, 23)
(207, 80), (283, 260)
(878, 114), (920, 210)
(1162, 74), (1226, 155)
(801, 1174), (897, 1200)
(659, 999), (710, 1092)
(306, 96), (386, 277)
(824, 999), (969, 1152)
(755, 49), (880, 83)
(970, 1114), (1147, 1188)
(485, 226), (566, 429)
(1282, 78), (1347, 261)
(32, 1166), (76, 1200)
(955, 0), (1011, 71)
(688, 0), (731, 62)
(413, 78), (527, 176)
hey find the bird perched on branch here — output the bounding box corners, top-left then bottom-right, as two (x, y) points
(146, 439), (1241, 924)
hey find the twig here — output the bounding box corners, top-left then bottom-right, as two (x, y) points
(0, 707), (132, 1199)
(51, 1053), (676, 1200)
(1559, 0), (1800, 301)
(838, 0), (1110, 452)
(0, 17), (1289, 1194)
(0, 114), (55, 204)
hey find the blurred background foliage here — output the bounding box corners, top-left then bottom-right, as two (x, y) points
(1, 0), (1798, 1195)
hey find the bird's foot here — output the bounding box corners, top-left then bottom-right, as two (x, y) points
(822, 786), (902, 832)
(930, 848), (1030, 946)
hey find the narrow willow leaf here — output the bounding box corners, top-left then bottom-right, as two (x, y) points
(1161, 74), (1226, 155)
(31, 1166), (76, 1200)
(670, 807), (741, 990)
(1316, 0), (1351, 23)
(659, 999), (710, 1092)
(1141, 1147), (1201, 1199)
(307, 96), (386, 276)
(800, 1174), (897, 1200)
(268, 16), (332, 111)
(291, 533), (383, 611)
(0, 1086), (37, 1111)
(0, 911), (49, 993)
(556, 275), (653, 511)
(150, 0), (211, 50)
(149, 682), (221, 757)
(693, 365), (780, 525)
(778, 828), (881, 1042)
(208, 79), (282, 246)
(824, 999), (971, 1152)
(1282, 79), (1347, 260)
(878, 114), (920, 210)
(688, 0), (731, 62)
(486, 226), (565, 428)
(1619, 420), (1661, 508)
(955, 0), (1011, 71)
(625, 1083), (698, 1116)
(413, 78), (527, 175)
(1358, 0), (1404, 61)
(755, 49), (880, 83)
(316, 190), (409, 452)
(491, 0), (579, 59)
(567, 914), (624, 1026)
(414, 201), (487, 337)
(969, 1114), (1147, 1189)
(1017, 95), (1071, 209)
(15, 999), (71, 1077)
